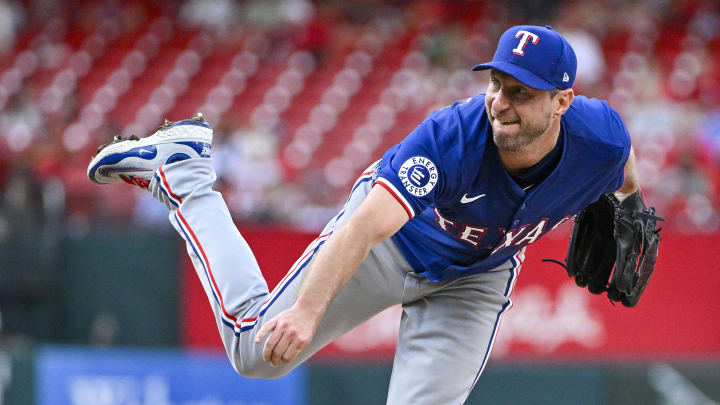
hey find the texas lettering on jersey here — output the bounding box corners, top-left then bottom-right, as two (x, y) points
(435, 208), (571, 253)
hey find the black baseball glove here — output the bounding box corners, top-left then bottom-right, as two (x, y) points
(544, 189), (663, 307)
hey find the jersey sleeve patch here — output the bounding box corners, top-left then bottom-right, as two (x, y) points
(398, 156), (439, 197)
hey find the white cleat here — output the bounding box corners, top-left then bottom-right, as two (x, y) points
(87, 114), (213, 189)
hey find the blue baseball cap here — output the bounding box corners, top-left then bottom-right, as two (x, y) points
(472, 25), (577, 90)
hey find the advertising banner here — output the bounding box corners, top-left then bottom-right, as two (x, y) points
(35, 346), (306, 405)
(182, 225), (720, 360)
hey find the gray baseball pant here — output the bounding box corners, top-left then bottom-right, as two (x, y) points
(150, 158), (524, 405)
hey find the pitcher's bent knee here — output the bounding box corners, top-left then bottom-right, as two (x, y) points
(229, 351), (296, 380)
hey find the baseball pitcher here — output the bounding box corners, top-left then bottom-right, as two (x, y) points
(88, 25), (661, 404)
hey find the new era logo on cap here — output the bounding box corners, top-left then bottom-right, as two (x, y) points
(472, 25), (577, 91)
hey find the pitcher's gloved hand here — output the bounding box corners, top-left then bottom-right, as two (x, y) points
(543, 190), (662, 307)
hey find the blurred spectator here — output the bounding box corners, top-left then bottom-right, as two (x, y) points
(215, 125), (284, 222)
(660, 151), (719, 233)
(419, 23), (463, 68)
(179, 0), (240, 36)
(244, 0), (314, 28)
(0, 0), (24, 54)
(507, 0), (561, 23)
(562, 29), (606, 91)
(2, 162), (43, 236)
(0, 91), (42, 154)
(698, 110), (720, 162)
(292, 3), (330, 63)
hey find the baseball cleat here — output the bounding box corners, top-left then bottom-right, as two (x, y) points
(87, 113), (213, 189)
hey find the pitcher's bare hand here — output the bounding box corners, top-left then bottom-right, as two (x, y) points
(255, 304), (320, 367)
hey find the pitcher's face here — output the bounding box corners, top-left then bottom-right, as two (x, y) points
(485, 70), (555, 152)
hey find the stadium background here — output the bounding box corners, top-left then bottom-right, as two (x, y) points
(1, 0), (719, 403)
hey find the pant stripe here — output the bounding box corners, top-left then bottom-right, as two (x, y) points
(465, 247), (526, 400)
(158, 167), (183, 204)
(172, 212), (237, 330)
(166, 163), (375, 336)
(174, 208), (332, 335)
(154, 173), (180, 208)
(173, 209), (244, 332)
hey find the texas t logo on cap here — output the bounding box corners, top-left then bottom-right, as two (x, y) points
(472, 25), (577, 91)
(512, 30), (540, 56)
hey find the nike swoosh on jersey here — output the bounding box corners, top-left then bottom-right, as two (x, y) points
(460, 193), (486, 203)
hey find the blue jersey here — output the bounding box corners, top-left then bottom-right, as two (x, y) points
(373, 94), (631, 282)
